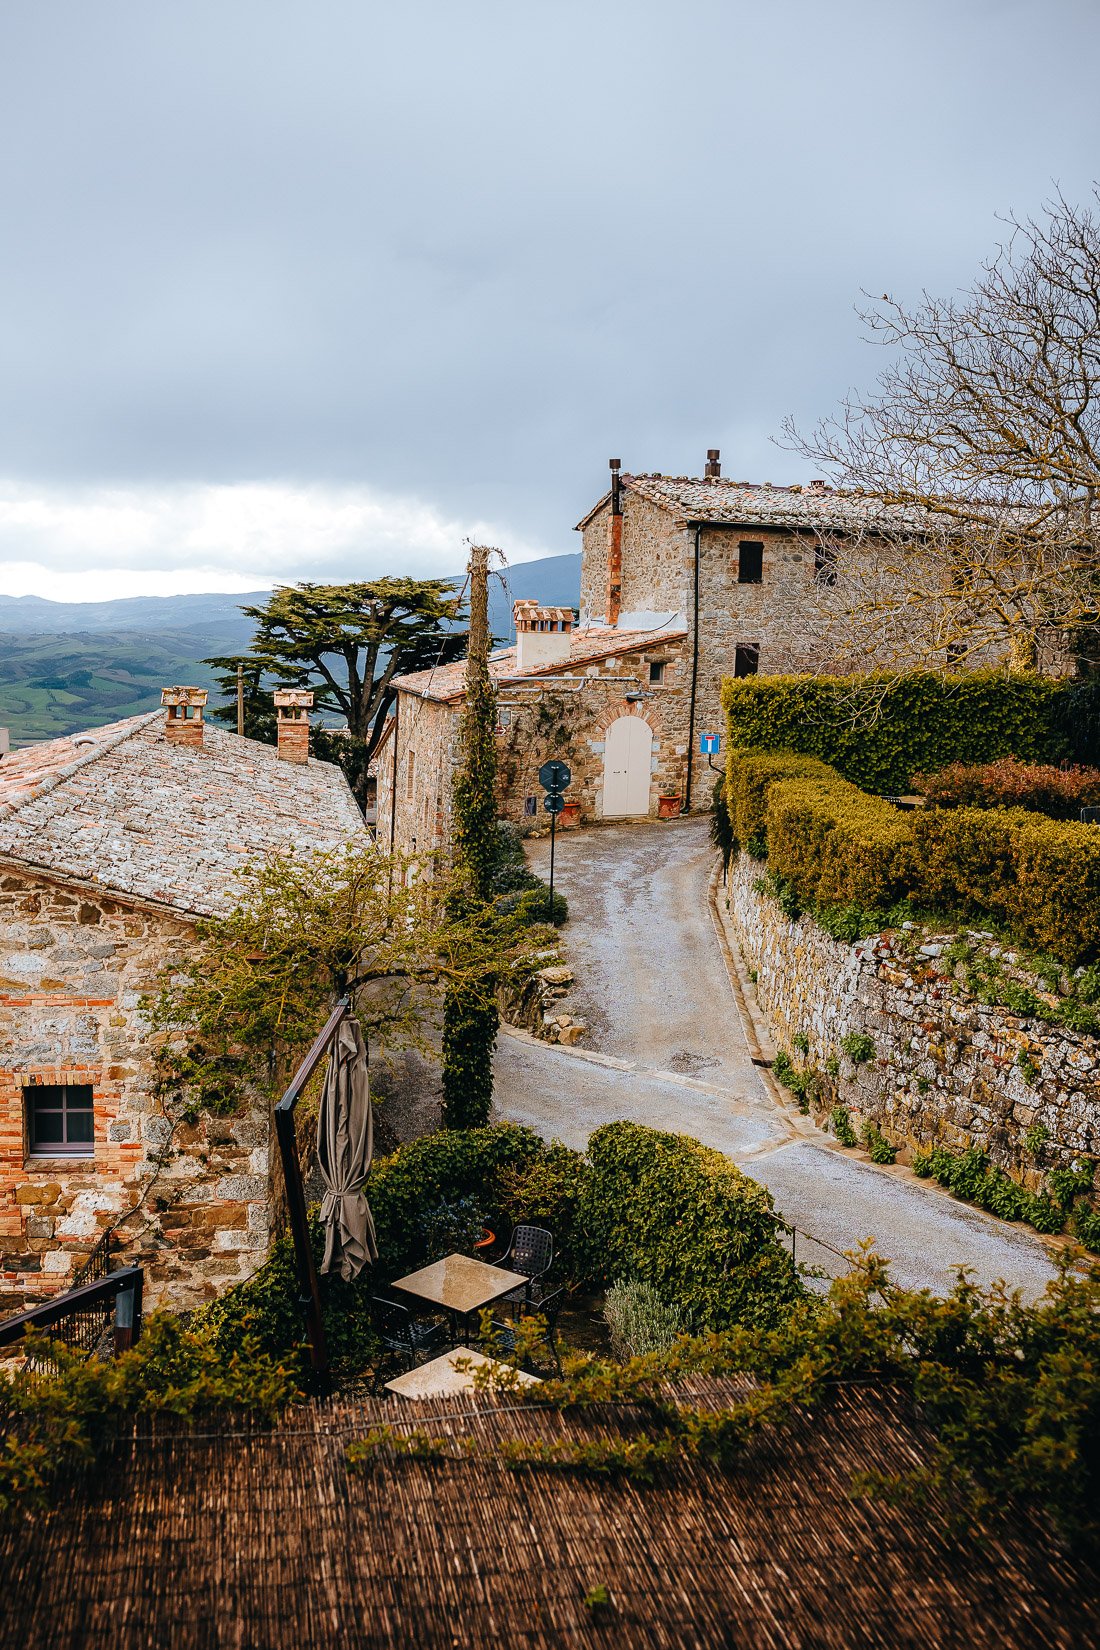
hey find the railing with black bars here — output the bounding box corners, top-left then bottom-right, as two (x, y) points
(0, 1265), (144, 1371)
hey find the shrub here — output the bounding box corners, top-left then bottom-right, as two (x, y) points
(914, 806), (1100, 966)
(841, 1032), (876, 1064)
(765, 776), (915, 910)
(577, 1121), (802, 1331)
(508, 887), (569, 927)
(419, 1195), (486, 1262)
(912, 1146), (1066, 1234)
(861, 1122), (897, 1164)
(725, 749), (836, 843)
(368, 1123), (543, 1272)
(603, 1278), (685, 1360)
(722, 670), (1068, 793)
(710, 775), (736, 869)
(831, 1106), (857, 1146)
(496, 1140), (590, 1276)
(915, 756), (1100, 820)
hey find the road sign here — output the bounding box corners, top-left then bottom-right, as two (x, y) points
(700, 732), (721, 755)
(544, 792), (565, 815)
(539, 759), (571, 791)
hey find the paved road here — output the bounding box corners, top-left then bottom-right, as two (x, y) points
(494, 818), (1060, 1299)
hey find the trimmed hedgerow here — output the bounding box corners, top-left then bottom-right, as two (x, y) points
(577, 1121), (802, 1331)
(722, 670), (1068, 794)
(915, 756), (1100, 820)
(914, 806), (1100, 967)
(766, 776), (916, 911)
(725, 748), (835, 845)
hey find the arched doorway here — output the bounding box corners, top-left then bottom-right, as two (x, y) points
(602, 715), (653, 816)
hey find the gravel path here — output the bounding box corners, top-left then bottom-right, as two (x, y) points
(493, 817), (1060, 1299)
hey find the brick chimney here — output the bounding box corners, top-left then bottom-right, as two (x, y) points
(705, 448), (721, 479)
(161, 686), (208, 748)
(606, 458), (623, 626)
(514, 601), (573, 672)
(273, 688), (313, 763)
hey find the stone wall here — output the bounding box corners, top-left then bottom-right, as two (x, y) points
(722, 851), (1100, 1179)
(0, 866), (273, 1312)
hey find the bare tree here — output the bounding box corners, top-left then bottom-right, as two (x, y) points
(784, 188), (1100, 673)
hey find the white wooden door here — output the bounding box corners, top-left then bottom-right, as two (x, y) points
(602, 716), (652, 816)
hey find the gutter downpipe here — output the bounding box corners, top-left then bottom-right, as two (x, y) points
(683, 523), (702, 812)
(388, 691), (400, 854)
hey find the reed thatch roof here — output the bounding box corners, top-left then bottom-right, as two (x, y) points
(0, 1380), (1095, 1648)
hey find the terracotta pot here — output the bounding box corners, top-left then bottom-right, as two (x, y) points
(657, 795), (682, 820)
(560, 800), (582, 827)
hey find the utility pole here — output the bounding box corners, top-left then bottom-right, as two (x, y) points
(236, 663), (245, 736)
(466, 543), (490, 691)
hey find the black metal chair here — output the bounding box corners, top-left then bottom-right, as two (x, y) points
(489, 1285), (564, 1378)
(498, 1225), (554, 1306)
(370, 1296), (450, 1389)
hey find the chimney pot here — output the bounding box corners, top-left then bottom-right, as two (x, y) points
(161, 686), (208, 748)
(273, 688), (314, 763)
(513, 601), (574, 671)
(705, 449), (721, 479)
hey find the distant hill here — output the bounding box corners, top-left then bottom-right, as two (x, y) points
(0, 553), (582, 747)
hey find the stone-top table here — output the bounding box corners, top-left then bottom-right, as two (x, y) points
(391, 1253), (529, 1326)
(384, 1345), (542, 1400)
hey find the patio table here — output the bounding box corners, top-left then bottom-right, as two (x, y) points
(390, 1252), (529, 1340)
(384, 1345), (542, 1400)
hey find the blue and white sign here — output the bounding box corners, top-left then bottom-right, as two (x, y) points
(699, 732), (721, 755)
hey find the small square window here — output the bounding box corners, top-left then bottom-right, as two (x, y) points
(737, 542), (764, 584)
(26, 1084), (95, 1157)
(814, 542), (837, 586)
(648, 661), (666, 684)
(734, 645), (760, 678)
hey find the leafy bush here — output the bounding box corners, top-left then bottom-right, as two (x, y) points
(0, 1314), (301, 1514)
(603, 1278), (685, 1359)
(914, 806), (1100, 966)
(831, 1106), (857, 1146)
(861, 1122), (897, 1164)
(912, 1146), (1067, 1235)
(915, 755), (1100, 820)
(577, 1121), (802, 1331)
(841, 1032), (876, 1064)
(725, 749), (836, 843)
(710, 775), (736, 870)
(766, 776), (916, 910)
(368, 1123), (543, 1272)
(722, 670), (1068, 794)
(420, 1196), (486, 1261)
(497, 1140), (590, 1276)
(506, 887), (569, 927)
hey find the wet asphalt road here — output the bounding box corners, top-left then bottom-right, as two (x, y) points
(493, 818), (1060, 1299)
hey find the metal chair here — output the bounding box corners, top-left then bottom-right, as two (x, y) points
(490, 1285), (564, 1377)
(370, 1296), (449, 1388)
(498, 1225), (554, 1306)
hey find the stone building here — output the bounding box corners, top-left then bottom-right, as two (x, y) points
(377, 601), (689, 854)
(380, 451), (886, 851)
(0, 688), (365, 1312)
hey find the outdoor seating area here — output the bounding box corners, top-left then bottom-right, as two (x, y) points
(372, 1225), (559, 1395)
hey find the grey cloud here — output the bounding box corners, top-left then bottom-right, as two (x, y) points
(0, 0), (1098, 577)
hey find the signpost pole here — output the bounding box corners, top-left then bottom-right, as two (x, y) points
(548, 808), (556, 920)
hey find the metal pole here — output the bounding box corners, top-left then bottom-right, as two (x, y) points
(548, 807), (556, 920)
(236, 663), (244, 736)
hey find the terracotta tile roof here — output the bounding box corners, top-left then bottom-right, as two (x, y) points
(393, 622), (686, 704)
(0, 712), (365, 917)
(575, 473), (915, 533)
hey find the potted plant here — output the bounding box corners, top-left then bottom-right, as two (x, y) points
(560, 799), (582, 827)
(657, 793), (682, 819)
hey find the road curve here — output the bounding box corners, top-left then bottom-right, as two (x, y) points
(493, 817), (1060, 1299)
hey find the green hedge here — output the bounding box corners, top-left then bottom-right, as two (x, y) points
(766, 776), (916, 909)
(914, 807), (1100, 966)
(722, 671), (1068, 793)
(728, 749), (1100, 965)
(577, 1121), (801, 1331)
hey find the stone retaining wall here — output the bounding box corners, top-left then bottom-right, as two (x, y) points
(721, 852), (1100, 1180)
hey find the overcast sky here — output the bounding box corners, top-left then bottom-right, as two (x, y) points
(1, 0), (1098, 600)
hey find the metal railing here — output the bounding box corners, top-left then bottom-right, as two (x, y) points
(0, 1265), (144, 1370)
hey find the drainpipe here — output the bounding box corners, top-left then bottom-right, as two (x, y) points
(683, 523), (702, 812)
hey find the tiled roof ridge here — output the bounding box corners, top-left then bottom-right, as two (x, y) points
(625, 472), (838, 493)
(0, 711), (160, 823)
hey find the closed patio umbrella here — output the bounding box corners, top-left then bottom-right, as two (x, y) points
(316, 1013), (378, 1279)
